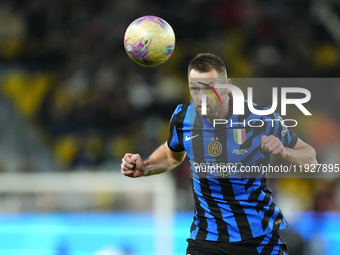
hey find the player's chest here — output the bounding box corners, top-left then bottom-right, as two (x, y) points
(182, 127), (261, 160)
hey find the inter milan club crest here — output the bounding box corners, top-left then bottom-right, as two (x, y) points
(234, 129), (246, 145)
(208, 137), (222, 157)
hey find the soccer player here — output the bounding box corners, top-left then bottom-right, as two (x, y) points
(121, 53), (317, 255)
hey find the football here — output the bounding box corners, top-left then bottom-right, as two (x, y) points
(124, 16), (175, 67)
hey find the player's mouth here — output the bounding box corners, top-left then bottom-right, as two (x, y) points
(198, 106), (211, 115)
(198, 105), (210, 110)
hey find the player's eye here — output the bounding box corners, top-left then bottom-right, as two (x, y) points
(190, 87), (201, 95)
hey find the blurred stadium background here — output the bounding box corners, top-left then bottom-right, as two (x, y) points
(0, 0), (340, 254)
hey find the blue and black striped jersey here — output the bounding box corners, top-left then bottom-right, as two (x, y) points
(167, 95), (298, 242)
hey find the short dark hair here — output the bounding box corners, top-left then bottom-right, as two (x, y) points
(188, 53), (227, 78)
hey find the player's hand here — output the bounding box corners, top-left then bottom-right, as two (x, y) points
(261, 135), (286, 159)
(121, 153), (145, 178)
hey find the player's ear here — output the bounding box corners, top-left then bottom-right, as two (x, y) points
(226, 79), (231, 94)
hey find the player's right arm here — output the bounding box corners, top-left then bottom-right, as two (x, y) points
(121, 142), (186, 178)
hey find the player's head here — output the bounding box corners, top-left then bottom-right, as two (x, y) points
(188, 53), (231, 118)
(188, 53), (228, 79)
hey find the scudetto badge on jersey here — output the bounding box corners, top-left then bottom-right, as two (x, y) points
(208, 138), (222, 157)
(234, 129), (246, 145)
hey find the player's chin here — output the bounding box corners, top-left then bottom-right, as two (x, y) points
(197, 106), (213, 117)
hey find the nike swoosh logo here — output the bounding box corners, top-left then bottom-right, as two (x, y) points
(185, 134), (199, 141)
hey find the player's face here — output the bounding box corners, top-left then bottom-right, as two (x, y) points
(189, 69), (229, 118)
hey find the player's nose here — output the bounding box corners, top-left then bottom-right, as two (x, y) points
(197, 92), (204, 104)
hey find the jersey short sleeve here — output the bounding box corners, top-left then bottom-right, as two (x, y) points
(264, 112), (298, 149)
(167, 104), (185, 152)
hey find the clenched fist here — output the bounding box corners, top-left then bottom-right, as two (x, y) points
(121, 153), (145, 178)
(261, 135), (286, 159)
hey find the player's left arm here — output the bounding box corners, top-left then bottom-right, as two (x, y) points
(261, 135), (318, 166)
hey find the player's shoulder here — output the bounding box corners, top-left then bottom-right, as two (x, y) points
(244, 99), (280, 119)
(172, 102), (191, 116)
(245, 99), (269, 111)
(169, 102), (191, 127)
